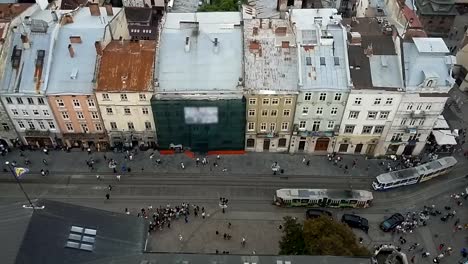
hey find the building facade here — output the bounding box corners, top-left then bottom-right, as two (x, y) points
(289, 9), (352, 153)
(96, 40), (157, 149)
(243, 18), (298, 152)
(414, 0), (457, 36)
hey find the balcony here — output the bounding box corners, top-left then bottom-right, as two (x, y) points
(410, 110), (426, 118)
(405, 126), (418, 134)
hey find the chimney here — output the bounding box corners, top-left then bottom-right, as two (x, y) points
(213, 38), (219, 53)
(259, 18), (263, 28)
(89, 3), (101, 16)
(68, 44), (75, 58)
(185, 36), (190, 52)
(62, 14), (74, 25)
(365, 43), (373, 57)
(268, 20), (272, 29)
(51, 10), (58, 22)
(253, 27), (258, 35)
(21, 34), (30, 49)
(95, 41), (103, 55)
(105, 4), (113, 16)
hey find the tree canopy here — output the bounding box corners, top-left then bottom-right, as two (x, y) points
(198, 0), (241, 12)
(279, 216), (370, 257)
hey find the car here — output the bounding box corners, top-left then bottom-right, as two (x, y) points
(380, 213), (404, 232)
(306, 209), (332, 219)
(341, 214), (369, 232)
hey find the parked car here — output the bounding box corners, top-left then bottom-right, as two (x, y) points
(306, 209), (332, 219)
(341, 214), (369, 232)
(380, 213), (404, 232)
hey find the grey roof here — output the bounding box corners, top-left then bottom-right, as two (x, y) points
(15, 199), (147, 264)
(47, 7), (120, 95)
(0, 202), (33, 264)
(158, 12), (243, 94)
(0, 10), (57, 95)
(290, 9), (351, 91)
(369, 55), (403, 88)
(125, 7), (152, 23)
(243, 19), (298, 92)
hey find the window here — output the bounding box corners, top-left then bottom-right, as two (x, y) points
(304, 92), (312, 101)
(12, 109), (18, 115)
(334, 57), (340, 66)
(349, 111), (359, 119)
(142, 108), (149, 115)
(27, 97), (34, 104)
(426, 104), (432, 110)
(270, 110), (278, 116)
(261, 109), (268, 116)
(27, 120), (35, 129)
(391, 133), (403, 141)
(73, 99), (80, 107)
(102, 94), (110, 101)
(400, 118), (407, 125)
(334, 93), (342, 101)
(278, 138), (287, 147)
(139, 94), (146, 101)
(91, 111), (99, 119)
(367, 111), (377, 119)
(249, 98), (257, 105)
(95, 123), (102, 131)
(17, 121), (25, 129)
(110, 122), (117, 130)
(284, 98), (292, 105)
(120, 94), (128, 101)
(374, 125), (384, 134)
(56, 99), (64, 107)
(248, 122), (255, 131)
(379, 111), (390, 119)
(316, 107), (323, 115)
(320, 57), (326, 65)
(81, 123), (89, 133)
(416, 104), (423, 110)
(271, 98), (279, 105)
(2, 123), (9, 131)
(33, 110), (39, 116)
(306, 57), (312, 65)
(419, 118), (425, 125)
(48, 121), (55, 129)
(262, 98), (270, 105)
(22, 110), (29, 116)
(16, 98), (23, 104)
(43, 110), (49, 116)
(374, 98), (382, 105)
(145, 121), (152, 130)
(407, 103), (413, 110)
(344, 125), (355, 133)
(330, 107), (337, 115)
(106, 107), (113, 115)
(61, 111), (69, 119)
(66, 123), (74, 132)
(281, 122), (289, 131)
(319, 93), (326, 101)
(354, 97), (362, 105)
(362, 126), (373, 134)
(77, 111), (84, 119)
(248, 109), (255, 116)
(6, 97), (13, 104)
(37, 98), (45, 105)
(246, 138), (255, 147)
(327, 121), (335, 129)
(409, 119), (416, 126)
(87, 99), (95, 107)
(385, 98), (393, 105)
(299, 121), (306, 130)
(124, 108), (131, 115)
(269, 123), (276, 131)
(302, 107), (309, 115)
(283, 109), (290, 116)
(260, 122), (267, 131)
(312, 121), (320, 131)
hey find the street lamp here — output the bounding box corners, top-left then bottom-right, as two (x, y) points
(4, 161), (36, 210)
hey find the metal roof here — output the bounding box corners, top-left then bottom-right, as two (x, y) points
(369, 55), (403, 88)
(276, 188), (373, 201)
(243, 19), (298, 92)
(157, 12), (243, 93)
(47, 7), (120, 95)
(413, 38), (449, 53)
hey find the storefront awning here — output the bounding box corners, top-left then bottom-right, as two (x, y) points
(432, 130), (457, 145)
(434, 115), (450, 130)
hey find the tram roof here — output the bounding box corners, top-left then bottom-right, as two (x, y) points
(376, 156), (458, 184)
(276, 189), (373, 201)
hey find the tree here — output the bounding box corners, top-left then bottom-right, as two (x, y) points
(198, 0), (243, 12)
(278, 216), (370, 257)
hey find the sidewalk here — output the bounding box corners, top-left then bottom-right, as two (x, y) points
(0, 149), (387, 177)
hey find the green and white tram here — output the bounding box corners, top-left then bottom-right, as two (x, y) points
(274, 189), (373, 208)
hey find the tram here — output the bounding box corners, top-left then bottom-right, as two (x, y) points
(372, 156), (457, 191)
(274, 189), (373, 208)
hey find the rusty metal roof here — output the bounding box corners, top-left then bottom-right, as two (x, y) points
(96, 40), (155, 92)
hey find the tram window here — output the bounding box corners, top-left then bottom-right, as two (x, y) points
(401, 179), (408, 183)
(292, 199), (300, 203)
(340, 200), (348, 204)
(301, 199), (309, 203)
(350, 200), (357, 204)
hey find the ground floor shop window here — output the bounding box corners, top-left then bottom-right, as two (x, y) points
(278, 138), (287, 147)
(246, 138), (255, 147)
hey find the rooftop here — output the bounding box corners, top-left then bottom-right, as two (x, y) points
(47, 7), (120, 95)
(0, 9), (58, 95)
(59, 0), (87, 10)
(0, 3), (33, 21)
(96, 40), (156, 92)
(414, 0), (457, 16)
(290, 9), (350, 91)
(124, 7), (152, 23)
(157, 12), (243, 94)
(243, 18), (298, 93)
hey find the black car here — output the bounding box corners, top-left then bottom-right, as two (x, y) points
(380, 213), (404, 232)
(341, 214), (369, 232)
(306, 209), (333, 219)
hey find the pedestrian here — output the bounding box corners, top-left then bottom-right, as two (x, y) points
(87, 148), (91, 155)
(116, 175), (121, 181)
(223, 233), (227, 240)
(302, 156), (306, 163)
(228, 222), (231, 229)
(278, 225), (282, 230)
(125, 208), (130, 215)
(45, 170), (49, 176)
(96, 175), (101, 180)
(184, 216), (188, 223)
(108, 185), (112, 191)
(178, 234), (182, 241)
(104, 154), (107, 161)
(168, 222), (171, 229)
(359, 237), (363, 244)
(202, 212), (206, 219)
(216, 230), (219, 235)
(105, 193), (110, 200)
(43, 148), (48, 155)
(241, 237), (246, 247)
(42, 159), (48, 165)
(422, 252), (430, 257)
(113, 168), (117, 173)
(306, 160), (310, 166)
(222, 207), (225, 214)
(41, 169), (45, 176)
(454, 218), (460, 226)
(438, 243), (444, 251)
